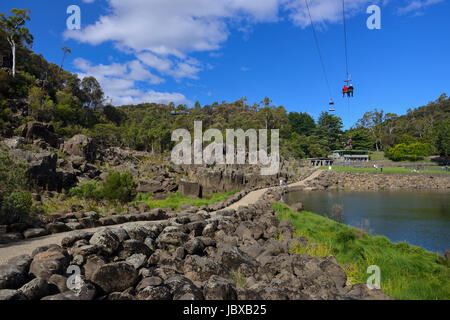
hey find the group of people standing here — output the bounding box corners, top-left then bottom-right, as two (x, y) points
(373, 164), (383, 172)
(280, 177), (288, 187)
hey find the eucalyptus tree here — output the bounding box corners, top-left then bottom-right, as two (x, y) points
(0, 8), (33, 77)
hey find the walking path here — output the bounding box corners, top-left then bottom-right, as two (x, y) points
(0, 170), (322, 265)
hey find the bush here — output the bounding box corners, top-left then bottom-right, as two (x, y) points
(69, 181), (103, 201)
(68, 171), (137, 204)
(102, 171), (137, 203)
(0, 150), (28, 201)
(385, 142), (433, 161)
(0, 191), (34, 224)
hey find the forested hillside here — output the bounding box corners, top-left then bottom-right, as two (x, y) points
(1, 9), (448, 160)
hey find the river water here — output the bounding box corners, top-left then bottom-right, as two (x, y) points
(284, 190), (449, 253)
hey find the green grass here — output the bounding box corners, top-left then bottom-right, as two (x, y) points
(136, 191), (239, 210)
(273, 203), (450, 300)
(369, 151), (386, 160)
(320, 166), (449, 174)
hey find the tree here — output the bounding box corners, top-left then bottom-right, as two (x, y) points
(289, 112), (316, 136)
(434, 119), (450, 156)
(0, 8), (33, 77)
(346, 128), (373, 150)
(356, 109), (385, 151)
(81, 76), (104, 109)
(317, 112), (344, 151)
(60, 46), (71, 69)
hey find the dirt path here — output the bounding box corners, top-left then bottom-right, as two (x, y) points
(0, 170), (322, 265)
(225, 170), (323, 210)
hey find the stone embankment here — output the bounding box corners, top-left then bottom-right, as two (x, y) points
(0, 191), (251, 246)
(0, 188), (390, 300)
(299, 171), (450, 191)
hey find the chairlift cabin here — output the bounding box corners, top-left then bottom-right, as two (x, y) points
(328, 100), (335, 112)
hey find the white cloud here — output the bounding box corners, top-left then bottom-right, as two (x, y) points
(283, 0), (382, 28)
(65, 0), (281, 54)
(397, 0), (443, 15)
(73, 58), (189, 105)
(65, 0), (441, 106)
(137, 52), (202, 80)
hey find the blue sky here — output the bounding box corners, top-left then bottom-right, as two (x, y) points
(1, 0), (449, 128)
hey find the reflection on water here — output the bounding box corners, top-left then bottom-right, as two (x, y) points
(285, 190), (450, 253)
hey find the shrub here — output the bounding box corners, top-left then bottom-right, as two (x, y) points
(385, 142), (433, 161)
(102, 171), (137, 203)
(0, 150), (28, 201)
(69, 181), (103, 201)
(0, 191), (34, 224)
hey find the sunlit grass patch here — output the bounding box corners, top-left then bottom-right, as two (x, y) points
(136, 191), (239, 210)
(273, 203), (450, 300)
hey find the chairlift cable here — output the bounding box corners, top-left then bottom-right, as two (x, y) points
(304, 0), (333, 103)
(342, 0), (350, 81)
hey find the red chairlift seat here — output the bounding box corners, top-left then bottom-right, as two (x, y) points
(328, 100), (335, 112)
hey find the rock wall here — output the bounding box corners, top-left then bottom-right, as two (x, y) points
(303, 171), (450, 191)
(0, 192), (390, 300)
(184, 165), (314, 195)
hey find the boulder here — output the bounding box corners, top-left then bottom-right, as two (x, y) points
(184, 255), (230, 284)
(0, 289), (27, 300)
(83, 256), (107, 281)
(184, 238), (205, 255)
(18, 277), (50, 300)
(0, 232), (23, 244)
(164, 275), (203, 300)
(64, 135), (96, 163)
(20, 121), (61, 148)
(48, 274), (68, 293)
(91, 262), (138, 294)
(42, 277), (96, 300)
(126, 254), (148, 270)
(117, 239), (153, 259)
(122, 223), (150, 242)
(204, 275), (237, 300)
(89, 229), (120, 255)
(137, 285), (172, 300)
(137, 179), (163, 193)
(136, 277), (163, 291)
(45, 222), (70, 234)
(29, 247), (70, 281)
(23, 228), (48, 239)
(0, 255), (33, 289)
(179, 180), (202, 198)
(61, 231), (94, 248)
(156, 231), (189, 250)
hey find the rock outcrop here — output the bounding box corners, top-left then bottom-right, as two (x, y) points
(0, 193), (391, 300)
(64, 135), (97, 163)
(19, 121), (62, 149)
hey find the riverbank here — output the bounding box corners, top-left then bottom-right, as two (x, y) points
(301, 170), (450, 191)
(274, 203), (450, 300)
(320, 166), (449, 175)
